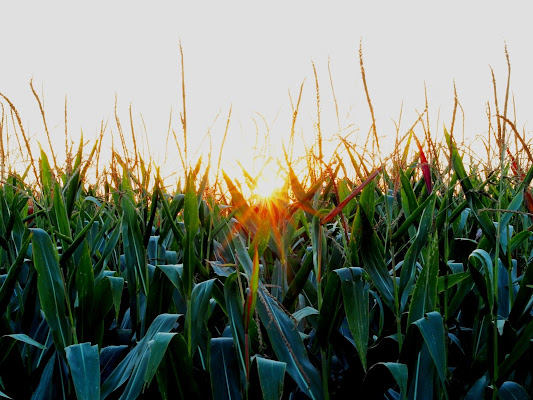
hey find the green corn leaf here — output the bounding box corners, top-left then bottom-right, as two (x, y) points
(408, 233), (439, 327)
(337, 179), (357, 217)
(65, 343), (100, 400)
(383, 362), (408, 397)
(408, 344), (435, 400)
(155, 333), (199, 398)
(469, 249), (494, 312)
(256, 287), (323, 400)
(317, 268), (369, 369)
(76, 241), (95, 343)
(437, 271), (470, 293)
(157, 188), (185, 245)
(0, 231), (31, 311)
(116, 348), (151, 400)
(145, 267), (175, 329)
(101, 313), (179, 399)
(256, 356), (286, 400)
(52, 181), (72, 252)
(498, 381), (530, 400)
(399, 194), (436, 312)
(517, 160), (533, 193)
(2, 334), (46, 350)
(121, 169), (149, 297)
(93, 275), (124, 327)
(498, 318), (533, 379)
(232, 232), (254, 277)
(210, 337), (242, 400)
(249, 217), (270, 261)
(143, 332), (177, 388)
(400, 168), (419, 217)
(39, 148), (53, 196)
(392, 193), (436, 244)
(244, 246), (260, 333)
(94, 222), (121, 277)
(499, 191), (523, 235)
(465, 374), (489, 400)
(293, 306), (319, 323)
(186, 279), (215, 356)
(509, 230), (533, 253)
(337, 267), (370, 371)
(360, 210), (395, 311)
(158, 264), (185, 296)
(31, 228), (72, 356)
(316, 267), (343, 349)
(509, 254), (533, 325)
(283, 252), (314, 310)
(108, 276), (124, 321)
(183, 171), (200, 298)
(412, 312), (447, 388)
(32, 352), (56, 399)
(224, 271), (247, 377)
(364, 362), (408, 398)
(444, 128), (497, 246)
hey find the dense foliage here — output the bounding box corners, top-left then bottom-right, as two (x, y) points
(1, 126), (533, 400)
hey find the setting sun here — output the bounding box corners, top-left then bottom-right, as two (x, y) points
(253, 163), (285, 200)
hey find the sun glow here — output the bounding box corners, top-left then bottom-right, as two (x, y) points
(253, 165), (285, 200)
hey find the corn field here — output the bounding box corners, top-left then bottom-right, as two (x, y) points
(1, 54), (533, 399)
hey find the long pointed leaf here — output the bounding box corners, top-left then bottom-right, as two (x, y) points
(210, 337), (242, 400)
(31, 228), (72, 356)
(412, 312), (447, 388)
(256, 356), (286, 400)
(65, 343), (100, 400)
(256, 287), (323, 400)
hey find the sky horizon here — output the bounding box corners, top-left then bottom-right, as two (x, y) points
(1, 1), (532, 187)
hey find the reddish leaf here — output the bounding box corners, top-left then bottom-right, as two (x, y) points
(321, 166), (381, 225)
(414, 135), (432, 194)
(507, 149), (524, 178)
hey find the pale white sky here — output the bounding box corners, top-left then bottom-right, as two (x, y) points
(1, 1), (532, 183)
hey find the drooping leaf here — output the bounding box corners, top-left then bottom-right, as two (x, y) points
(498, 381), (530, 400)
(2, 334), (46, 350)
(364, 362), (408, 398)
